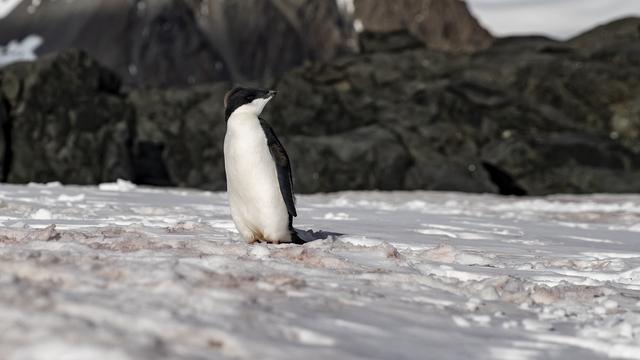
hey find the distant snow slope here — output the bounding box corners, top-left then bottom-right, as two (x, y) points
(0, 0), (22, 19)
(1, 182), (639, 359)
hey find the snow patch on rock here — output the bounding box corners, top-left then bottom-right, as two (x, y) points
(0, 34), (43, 67)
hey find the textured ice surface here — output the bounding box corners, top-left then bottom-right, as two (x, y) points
(1, 183), (640, 359)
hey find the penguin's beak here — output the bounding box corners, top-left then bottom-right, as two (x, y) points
(267, 90), (278, 98)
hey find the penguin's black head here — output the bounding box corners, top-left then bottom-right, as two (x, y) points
(224, 87), (277, 121)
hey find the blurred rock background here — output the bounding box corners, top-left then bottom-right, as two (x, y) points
(0, 0), (639, 195)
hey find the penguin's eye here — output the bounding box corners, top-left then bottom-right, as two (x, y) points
(245, 95), (255, 102)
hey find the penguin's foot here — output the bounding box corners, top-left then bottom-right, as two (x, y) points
(290, 233), (305, 245)
(250, 235), (304, 245)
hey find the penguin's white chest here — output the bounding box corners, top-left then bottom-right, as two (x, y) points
(223, 113), (290, 243)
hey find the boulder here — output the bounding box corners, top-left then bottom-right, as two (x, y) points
(0, 50), (134, 184)
(564, 17), (640, 153)
(266, 51), (498, 193)
(568, 17), (640, 55)
(287, 126), (414, 193)
(128, 83), (229, 189)
(265, 28), (640, 194)
(568, 17), (640, 71)
(353, 0), (493, 52)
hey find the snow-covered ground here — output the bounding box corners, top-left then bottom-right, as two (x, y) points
(1, 182), (639, 359)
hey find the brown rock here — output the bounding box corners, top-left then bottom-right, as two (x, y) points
(353, 0), (493, 52)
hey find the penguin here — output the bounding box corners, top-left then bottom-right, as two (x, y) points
(223, 87), (303, 244)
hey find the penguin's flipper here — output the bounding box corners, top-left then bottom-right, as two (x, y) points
(259, 119), (297, 218)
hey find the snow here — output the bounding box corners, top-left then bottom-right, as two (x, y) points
(0, 0), (22, 19)
(1, 183), (640, 359)
(98, 179), (138, 192)
(0, 34), (43, 67)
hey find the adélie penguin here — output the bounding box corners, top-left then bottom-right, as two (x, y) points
(223, 87), (304, 244)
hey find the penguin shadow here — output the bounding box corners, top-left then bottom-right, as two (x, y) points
(294, 228), (344, 244)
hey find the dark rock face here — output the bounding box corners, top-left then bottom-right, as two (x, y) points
(265, 26), (640, 194)
(1, 17), (639, 195)
(0, 0), (231, 88)
(353, 0), (493, 52)
(0, 0), (354, 87)
(567, 18), (640, 153)
(569, 17), (640, 55)
(358, 30), (425, 54)
(189, 0), (356, 81)
(287, 126), (415, 193)
(128, 83), (229, 189)
(266, 51), (500, 193)
(0, 94), (7, 180)
(0, 50), (134, 184)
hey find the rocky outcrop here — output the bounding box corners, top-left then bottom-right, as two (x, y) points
(0, 0), (231, 88)
(0, 0), (496, 87)
(0, 93), (7, 179)
(353, 0), (493, 52)
(568, 19), (640, 153)
(128, 83), (229, 189)
(0, 0), (354, 87)
(0, 50), (134, 184)
(264, 28), (640, 194)
(0, 0), (491, 86)
(125, 21), (640, 195)
(569, 17), (640, 55)
(188, 0), (356, 81)
(1, 18), (639, 195)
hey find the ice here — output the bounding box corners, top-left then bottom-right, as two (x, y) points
(1, 184), (640, 359)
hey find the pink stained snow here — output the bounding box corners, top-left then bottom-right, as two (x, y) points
(0, 182), (639, 359)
